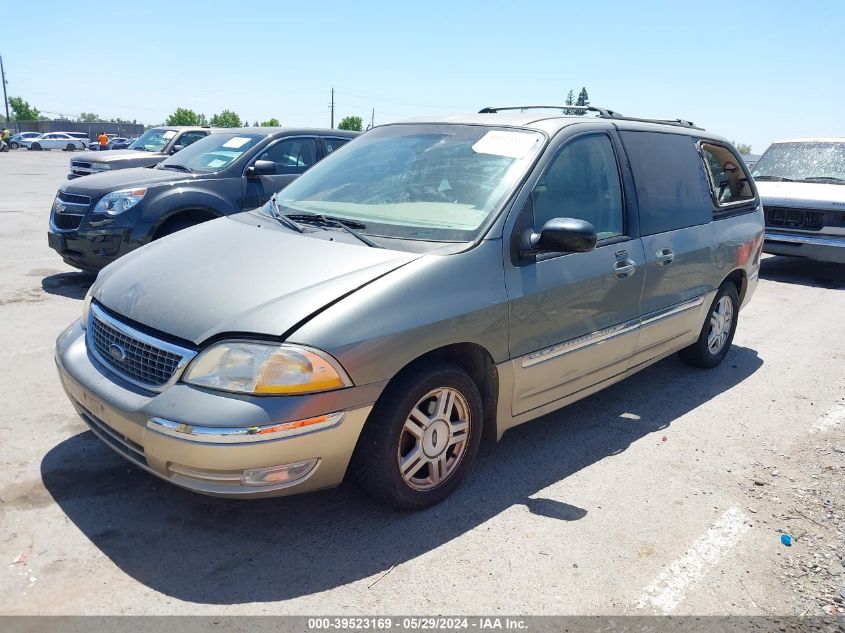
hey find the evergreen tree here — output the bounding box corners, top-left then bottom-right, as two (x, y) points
(575, 87), (590, 115)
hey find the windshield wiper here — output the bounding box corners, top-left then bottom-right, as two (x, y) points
(161, 164), (191, 172)
(753, 175), (795, 182)
(267, 195), (304, 233)
(800, 176), (845, 183)
(285, 213), (382, 248)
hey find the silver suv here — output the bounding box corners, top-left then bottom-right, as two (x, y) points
(55, 106), (764, 509)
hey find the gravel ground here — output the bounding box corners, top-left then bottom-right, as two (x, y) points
(0, 150), (844, 616)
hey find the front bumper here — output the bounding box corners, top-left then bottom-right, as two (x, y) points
(55, 320), (376, 498)
(764, 231), (845, 264)
(48, 225), (137, 271)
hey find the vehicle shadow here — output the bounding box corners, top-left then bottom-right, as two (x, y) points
(41, 345), (762, 605)
(760, 256), (845, 289)
(41, 272), (96, 300)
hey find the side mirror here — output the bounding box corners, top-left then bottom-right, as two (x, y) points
(520, 217), (597, 256)
(246, 160), (277, 177)
(170, 144), (185, 154)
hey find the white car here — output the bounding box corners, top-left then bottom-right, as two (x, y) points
(23, 133), (87, 151)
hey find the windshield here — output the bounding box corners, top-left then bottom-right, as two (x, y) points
(157, 133), (263, 173)
(272, 124), (545, 242)
(752, 142), (845, 183)
(128, 128), (178, 152)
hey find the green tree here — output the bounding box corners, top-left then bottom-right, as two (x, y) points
(338, 115), (362, 131)
(79, 112), (102, 123)
(261, 118), (280, 127)
(562, 89), (576, 115)
(575, 87), (590, 115)
(166, 107), (204, 126)
(733, 142), (753, 155)
(8, 96), (41, 121)
(209, 110), (242, 127)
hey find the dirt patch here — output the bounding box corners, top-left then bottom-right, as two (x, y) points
(0, 288), (45, 306)
(741, 425), (845, 615)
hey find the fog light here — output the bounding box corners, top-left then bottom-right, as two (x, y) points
(241, 458), (319, 487)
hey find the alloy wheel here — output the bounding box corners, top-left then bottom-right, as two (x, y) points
(398, 387), (471, 491)
(707, 295), (734, 355)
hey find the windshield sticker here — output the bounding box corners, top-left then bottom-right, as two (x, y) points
(472, 131), (540, 159)
(163, 130), (177, 139)
(222, 136), (251, 149)
(207, 158), (227, 168)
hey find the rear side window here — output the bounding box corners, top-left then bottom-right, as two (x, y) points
(619, 131), (712, 235)
(324, 137), (350, 154)
(700, 143), (754, 209)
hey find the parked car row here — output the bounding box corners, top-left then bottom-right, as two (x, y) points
(51, 108), (766, 509)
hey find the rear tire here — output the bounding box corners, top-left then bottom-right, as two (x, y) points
(678, 282), (739, 368)
(350, 361), (483, 510)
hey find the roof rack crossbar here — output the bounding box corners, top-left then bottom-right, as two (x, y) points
(478, 105), (621, 118)
(477, 106), (704, 130)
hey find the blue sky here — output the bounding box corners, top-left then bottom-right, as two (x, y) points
(3, 0), (843, 153)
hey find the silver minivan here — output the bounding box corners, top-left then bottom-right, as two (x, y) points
(55, 106), (764, 509)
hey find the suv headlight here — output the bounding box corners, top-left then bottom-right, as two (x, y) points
(183, 342), (352, 395)
(92, 188), (146, 216)
(90, 162), (111, 170)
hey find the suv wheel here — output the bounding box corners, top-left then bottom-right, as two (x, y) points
(30, 142), (41, 151)
(351, 361), (483, 509)
(9, 142), (18, 149)
(678, 282), (739, 368)
(65, 143), (76, 151)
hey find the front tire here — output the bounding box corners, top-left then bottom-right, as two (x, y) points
(9, 142), (18, 149)
(31, 142), (41, 151)
(351, 361), (483, 509)
(65, 143), (75, 151)
(678, 282), (739, 368)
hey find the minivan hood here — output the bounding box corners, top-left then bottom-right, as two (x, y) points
(756, 181), (845, 210)
(91, 215), (420, 345)
(61, 166), (193, 195)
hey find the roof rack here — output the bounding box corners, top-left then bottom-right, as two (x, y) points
(477, 105), (703, 130)
(478, 105), (622, 118)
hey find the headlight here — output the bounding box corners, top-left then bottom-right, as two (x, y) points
(92, 188), (146, 216)
(81, 291), (93, 330)
(183, 342), (352, 395)
(90, 162), (111, 170)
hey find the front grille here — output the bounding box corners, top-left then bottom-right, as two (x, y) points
(57, 191), (91, 206)
(51, 210), (84, 231)
(89, 309), (185, 388)
(765, 206), (825, 231)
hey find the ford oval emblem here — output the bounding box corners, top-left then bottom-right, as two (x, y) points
(108, 343), (127, 363)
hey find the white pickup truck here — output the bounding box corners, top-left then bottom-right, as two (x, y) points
(753, 138), (845, 264)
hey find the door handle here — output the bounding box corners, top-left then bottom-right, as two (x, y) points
(655, 248), (675, 266)
(613, 258), (636, 279)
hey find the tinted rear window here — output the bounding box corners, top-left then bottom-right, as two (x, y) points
(619, 131), (712, 235)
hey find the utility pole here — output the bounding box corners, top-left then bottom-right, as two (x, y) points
(330, 87), (335, 129)
(369, 108), (374, 130)
(0, 55), (10, 125)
